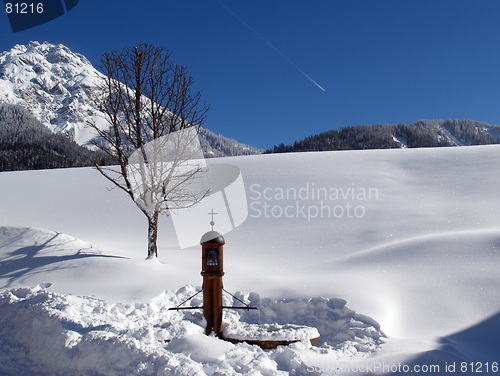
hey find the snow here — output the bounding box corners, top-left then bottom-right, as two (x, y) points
(1, 145), (500, 374)
(223, 323), (319, 342)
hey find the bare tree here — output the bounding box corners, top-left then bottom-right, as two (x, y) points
(89, 44), (210, 258)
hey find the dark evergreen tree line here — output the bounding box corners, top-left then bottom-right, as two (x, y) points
(269, 130), (352, 153)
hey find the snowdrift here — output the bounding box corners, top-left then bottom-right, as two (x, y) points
(0, 279), (384, 375)
(1, 145), (500, 374)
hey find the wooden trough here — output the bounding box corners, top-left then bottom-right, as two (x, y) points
(223, 335), (320, 350)
(221, 321), (320, 349)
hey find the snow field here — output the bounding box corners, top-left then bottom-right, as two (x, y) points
(1, 145), (500, 374)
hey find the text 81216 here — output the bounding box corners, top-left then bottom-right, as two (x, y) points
(5, 3), (43, 14)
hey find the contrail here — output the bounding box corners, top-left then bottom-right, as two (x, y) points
(217, 0), (326, 92)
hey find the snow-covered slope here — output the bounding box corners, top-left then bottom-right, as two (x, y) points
(1, 145), (500, 375)
(0, 41), (261, 156)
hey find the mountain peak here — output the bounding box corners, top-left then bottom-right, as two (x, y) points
(0, 41), (107, 145)
(2, 41), (91, 66)
(0, 42), (261, 157)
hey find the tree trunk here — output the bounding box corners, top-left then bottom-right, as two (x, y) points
(147, 211), (159, 258)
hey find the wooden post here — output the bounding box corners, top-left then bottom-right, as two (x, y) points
(200, 231), (225, 337)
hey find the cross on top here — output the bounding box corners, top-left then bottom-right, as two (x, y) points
(208, 209), (217, 231)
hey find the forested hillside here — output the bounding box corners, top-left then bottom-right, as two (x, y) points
(0, 103), (104, 171)
(0, 103), (261, 171)
(199, 128), (261, 158)
(268, 119), (500, 153)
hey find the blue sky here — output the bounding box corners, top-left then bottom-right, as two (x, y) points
(2, 1), (500, 150)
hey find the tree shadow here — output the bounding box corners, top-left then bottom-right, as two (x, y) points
(0, 229), (126, 289)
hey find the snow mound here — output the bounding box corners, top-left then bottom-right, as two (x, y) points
(228, 292), (386, 352)
(0, 284), (385, 375)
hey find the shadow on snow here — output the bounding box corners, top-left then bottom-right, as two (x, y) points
(0, 227), (126, 289)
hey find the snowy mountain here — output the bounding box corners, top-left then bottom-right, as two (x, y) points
(0, 41), (261, 157)
(0, 41), (102, 145)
